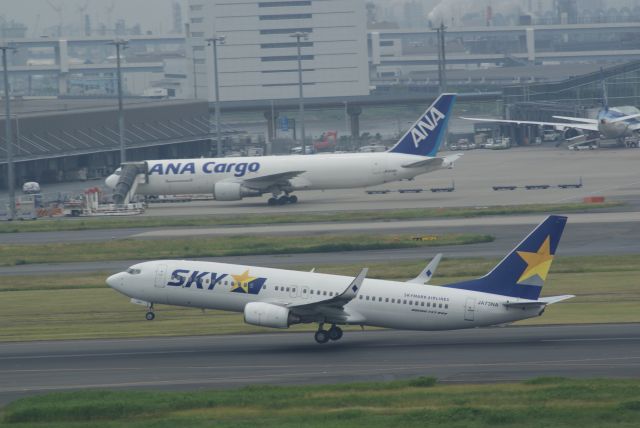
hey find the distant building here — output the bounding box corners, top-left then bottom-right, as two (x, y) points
(186, 0), (370, 102)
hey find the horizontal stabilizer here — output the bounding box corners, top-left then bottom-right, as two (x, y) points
(402, 153), (462, 169)
(503, 294), (575, 308)
(538, 294), (575, 305)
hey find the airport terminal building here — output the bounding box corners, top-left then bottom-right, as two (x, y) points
(186, 0), (370, 101)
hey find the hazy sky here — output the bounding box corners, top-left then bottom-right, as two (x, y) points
(0, 0), (181, 36)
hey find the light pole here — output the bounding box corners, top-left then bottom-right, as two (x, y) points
(436, 22), (447, 93)
(1, 43), (17, 220)
(206, 34), (225, 157)
(290, 31), (309, 154)
(108, 38), (128, 163)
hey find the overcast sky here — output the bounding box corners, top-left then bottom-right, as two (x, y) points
(1, 0), (181, 36)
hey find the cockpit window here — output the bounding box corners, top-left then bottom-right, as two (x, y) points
(126, 268), (142, 275)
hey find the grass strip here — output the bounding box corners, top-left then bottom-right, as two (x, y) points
(3, 378), (640, 427)
(0, 255), (638, 341)
(0, 202), (620, 234)
(0, 233), (492, 266)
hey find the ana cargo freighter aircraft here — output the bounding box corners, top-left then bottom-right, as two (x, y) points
(106, 215), (573, 344)
(105, 94), (460, 205)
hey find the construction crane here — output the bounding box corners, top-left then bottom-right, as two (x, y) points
(46, 0), (63, 37)
(77, 0), (89, 36)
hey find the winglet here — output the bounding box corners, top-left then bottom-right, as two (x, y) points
(340, 268), (368, 300)
(407, 254), (442, 284)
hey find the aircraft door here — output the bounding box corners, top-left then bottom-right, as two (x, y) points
(289, 286), (300, 299)
(154, 264), (168, 288)
(464, 298), (476, 321)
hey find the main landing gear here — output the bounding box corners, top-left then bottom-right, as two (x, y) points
(145, 303), (155, 321)
(267, 194), (298, 206)
(314, 324), (343, 344)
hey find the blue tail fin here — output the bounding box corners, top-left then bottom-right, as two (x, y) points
(388, 93), (456, 157)
(444, 215), (567, 300)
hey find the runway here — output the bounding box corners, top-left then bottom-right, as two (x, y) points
(1, 323), (639, 405)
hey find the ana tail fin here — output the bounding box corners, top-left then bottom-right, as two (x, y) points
(388, 93), (456, 157)
(444, 215), (567, 300)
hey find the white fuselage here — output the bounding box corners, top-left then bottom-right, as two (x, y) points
(125, 152), (444, 196)
(108, 260), (543, 331)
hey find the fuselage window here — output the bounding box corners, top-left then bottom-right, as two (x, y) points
(323, 291), (327, 296)
(421, 302), (425, 306)
(286, 287), (290, 292)
(391, 298), (395, 303)
(379, 297), (382, 302)
(292, 288), (296, 293)
(303, 289), (307, 294)
(445, 304), (448, 309)
(439, 303), (442, 308)
(366, 296), (370, 301)
(275, 286), (279, 291)
(310, 290), (314, 294)
(359, 295), (363, 299)
(403, 300), (407, 304)
(385, 298), (389, 302)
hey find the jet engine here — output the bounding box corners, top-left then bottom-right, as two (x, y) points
(243, 302), (299, 329)
(213, 182), (262, 201)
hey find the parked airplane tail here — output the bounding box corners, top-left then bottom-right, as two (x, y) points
(444, 215), (567, 300)
(388, 93), (456, 157)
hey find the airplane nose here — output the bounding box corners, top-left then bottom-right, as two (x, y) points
(106, 272), (123, 290)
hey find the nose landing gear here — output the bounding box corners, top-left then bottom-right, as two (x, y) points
(145, 303), (155, 321)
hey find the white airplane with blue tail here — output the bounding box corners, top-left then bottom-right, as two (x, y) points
(106, 94), (460, 205)
(107, 216), (573, 344)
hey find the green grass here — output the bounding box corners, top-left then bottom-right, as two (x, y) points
(0, 202), (620, 233)
(0, 233), (491, 266)
(1, 255), (638, 342)
(3, 378), (640, 427)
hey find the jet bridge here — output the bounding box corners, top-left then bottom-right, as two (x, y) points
(112, 162), (148, 205)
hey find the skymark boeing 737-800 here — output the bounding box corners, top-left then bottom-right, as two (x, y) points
(105, 94), (460, 205)
(107, 215), (573, 344)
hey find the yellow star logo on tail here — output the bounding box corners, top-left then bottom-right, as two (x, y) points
(231, 270), (256, 293)
(516, 236), (554, 284)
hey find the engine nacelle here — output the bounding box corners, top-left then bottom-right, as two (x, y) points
(243, 302), (298, 329)
(213, 181), (262, 201)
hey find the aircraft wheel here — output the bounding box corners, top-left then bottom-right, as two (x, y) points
(145, 311), (155, 321)
(288, 195), (298, 204)
(314, 330), (330, 344)
(277, 196), (289, 205)
(267, 197), (278, 206)
(328, 326), (343, 341)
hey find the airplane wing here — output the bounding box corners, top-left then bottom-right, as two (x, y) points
(289, 268), (368, 310)
(609, 112), (640, 123)
(552, 116), (598, 124)
(264, 268), (369, 324)
(403, 153), (462, 170)
(460, 116), (600, 132)
(237, 170), (306, 191)
(407, 253), (442, 284)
